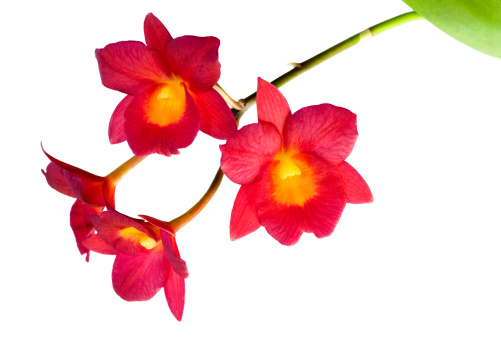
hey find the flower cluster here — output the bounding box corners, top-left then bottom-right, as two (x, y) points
(42, 13), (371, 321)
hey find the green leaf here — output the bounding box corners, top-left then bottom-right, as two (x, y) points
(402, 0), (501, 59)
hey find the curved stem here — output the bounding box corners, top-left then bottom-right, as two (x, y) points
(169, 168), (224, 232)
(106, 155), (146, 185)
(173, 11), (422, 232)
(236, 11), (422, 120)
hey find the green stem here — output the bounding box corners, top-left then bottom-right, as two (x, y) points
(172, 11), (422, 232)
(236, 11), (422, 120)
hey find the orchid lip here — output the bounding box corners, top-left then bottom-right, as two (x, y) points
(275, 150), (302, 180)
(146, 78), (186, 127)
(271, 151), (318, 207)
(119, 226), (159, 250)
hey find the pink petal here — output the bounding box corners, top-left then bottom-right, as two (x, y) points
(124, 83), (201, 156)
(335, 161), (373, 204)
(42, 162), (74, 198)
(70, 200), (103, 261)
(96, 41), (169, 95)
(112, 246), (167, 301)
(83, 233), (119, 255)
(90, 212), (155, 255)
(144, 13), (173, 56)
(284, 104), (358, 165)
(230, 181), (261, 241)
(166, 36), (220, 92)
(220, 122), (281, 185)
(257, 154), (346, 245)
(192, 88), (237, 140)
(161, 231), (189, 278)
(109, 95), (132, 144)
(256, 78), (291, 136)
(164, 266), (185, 321)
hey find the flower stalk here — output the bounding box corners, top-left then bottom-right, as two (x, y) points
(236, 11), (422, 121)
(169, 168), (224, 232)
(214, 84), (244, 110)
(106, 155), (146, 186)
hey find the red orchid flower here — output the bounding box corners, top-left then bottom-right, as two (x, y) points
(96, 13), (237, 157)
(84, 211), (188, 321)
(42, 149), (111, 261)
(42, 147), (143, 260)
(220, 78), (373, 246)
(42, 148), (113, 208)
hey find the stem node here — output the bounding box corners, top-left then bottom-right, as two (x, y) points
(288, 62), (303, 69)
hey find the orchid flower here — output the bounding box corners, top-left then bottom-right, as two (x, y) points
(42, 146), (144, 260)
(220, 78), (373, 245)
(84, 211), (188, 321)
(96, 13), (237, 156)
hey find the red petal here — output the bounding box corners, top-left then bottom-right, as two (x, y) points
(102, 179), (117, 210)
(105, 206), (148, 225)
(70, 200), (103, 261)
(109, 95), (132, 144)
(161, 232), (188, 278)
(90, 212), (155, 255)
(83, 233), (119, 255)
(164, 267), (185, 321)
(144, 13), (173, 56)
(64, 170), (106, 207)
(230, 181), (261, 240)
(42, 147), (107, 207)
(257, 154), (346, 245)
(284, 104), (358, 165)
(42, 145), (103, 183)
(166, 36), (220, 92)
(220, 122), (281, 185)
(42, 162), (74, 198)
(335, 161), (373, 204)
(257, 78), (291, 136)
(96, 41), (169, 95)
(192, 89), (237, 140)
(138, 214), (176, 235)
(124, 83), (201, 156)
(112, 246), (167, 301)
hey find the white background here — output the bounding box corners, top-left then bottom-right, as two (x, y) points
(1, 0), (500, 342)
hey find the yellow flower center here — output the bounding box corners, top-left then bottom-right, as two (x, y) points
(146, 77), (186, 127)
(119, 227), (158, 250)
(271, 150), (318, 206)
